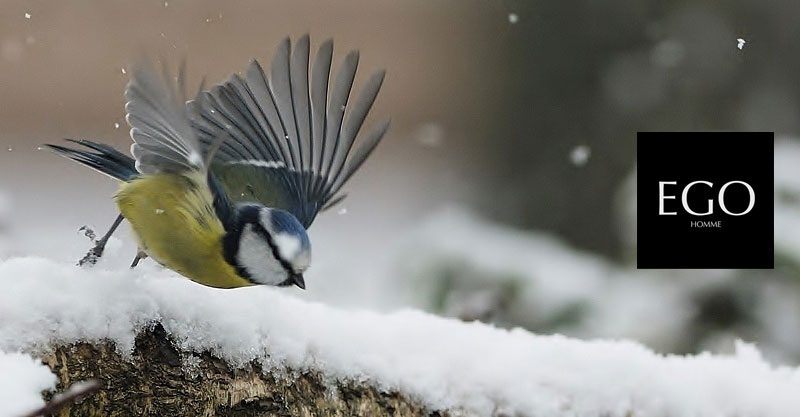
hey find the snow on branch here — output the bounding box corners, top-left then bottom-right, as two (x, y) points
(1, 257), (800, 416)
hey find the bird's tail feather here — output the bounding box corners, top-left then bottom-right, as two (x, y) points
(46, 139), (138, 181)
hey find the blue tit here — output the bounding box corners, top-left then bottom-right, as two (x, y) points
(47, 35), (390, 289)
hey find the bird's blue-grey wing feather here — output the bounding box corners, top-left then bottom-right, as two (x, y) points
(125, 62), (205, 174)
(188, 34), (389, 228)
(319, 69), (387, 202)
(290, 36), (312, 196)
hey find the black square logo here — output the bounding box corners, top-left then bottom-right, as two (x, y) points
(637, 132), (774, 269)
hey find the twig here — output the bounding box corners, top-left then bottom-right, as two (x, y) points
(22, 380), (101, 417)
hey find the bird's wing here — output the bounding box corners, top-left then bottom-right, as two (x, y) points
(187, 35), (390, 228)
(125, 62), (235, 227)
(126, 62), (207, 174)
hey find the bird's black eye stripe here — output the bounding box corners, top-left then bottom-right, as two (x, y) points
(251, 222), (295, 276)
(222, 205), (296, 282)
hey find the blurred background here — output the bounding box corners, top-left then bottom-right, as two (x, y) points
(2, 0), (800, 363)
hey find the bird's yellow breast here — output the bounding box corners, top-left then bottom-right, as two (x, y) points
(115, 173), (253, 289)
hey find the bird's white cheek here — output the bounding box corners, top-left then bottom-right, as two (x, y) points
(273, 233), (301, 261)
(237, 226), (285, 285)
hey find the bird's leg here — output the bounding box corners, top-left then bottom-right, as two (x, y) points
(77, 214), (124, 267)
(129, 250), (148, 269)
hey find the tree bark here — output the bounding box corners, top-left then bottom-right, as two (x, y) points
(39, 325), (445, 417)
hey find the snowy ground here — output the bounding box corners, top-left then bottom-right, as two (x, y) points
(1, 256), (800, 417)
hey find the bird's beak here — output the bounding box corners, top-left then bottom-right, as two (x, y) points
(291, 273), (306, 290)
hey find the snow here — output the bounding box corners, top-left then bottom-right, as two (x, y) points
(3, 136), (799, 415)
(0, 351), (56, 417)
(508, 13), (519, 24)
(415, 123), (444, 148)
(570, 145), (591, 166)
(1, 256), (800, 416)
(651, 39), (685, 68)
(737, 38), (746, 50)
(23, 13), (31, 20)
(398, 207), (698, 348)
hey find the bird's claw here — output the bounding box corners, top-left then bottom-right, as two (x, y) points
(77, 244), (104, 267)
(78, 225), (97, 242)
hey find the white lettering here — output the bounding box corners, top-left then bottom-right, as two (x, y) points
(681, 181), (713, 216)
(658, 181), (677, 215)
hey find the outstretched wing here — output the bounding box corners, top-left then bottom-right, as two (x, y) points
(188, 35), (390, 228)
(125, 62), (234, 228)
(126, 62), (205, 174)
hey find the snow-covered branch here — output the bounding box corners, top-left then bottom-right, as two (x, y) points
(1, 257), (800, 416)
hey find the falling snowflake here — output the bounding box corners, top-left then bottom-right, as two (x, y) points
(337, 207), (348, 215)
(508, 13), (519, 24)
(121, 67), (127, 75)
(114, 122), (120, 129)
(24, 12), (31, 19)
(416, 123), (444, 148)
(737, 38), (746, 50)
(569, 145), (591, 166)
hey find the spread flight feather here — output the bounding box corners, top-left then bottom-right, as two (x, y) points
(189, 34), (390, 228)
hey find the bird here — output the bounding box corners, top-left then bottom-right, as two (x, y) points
(47, 35), (389, 289)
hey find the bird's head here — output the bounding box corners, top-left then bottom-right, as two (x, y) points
(224, 204), (311, 289)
